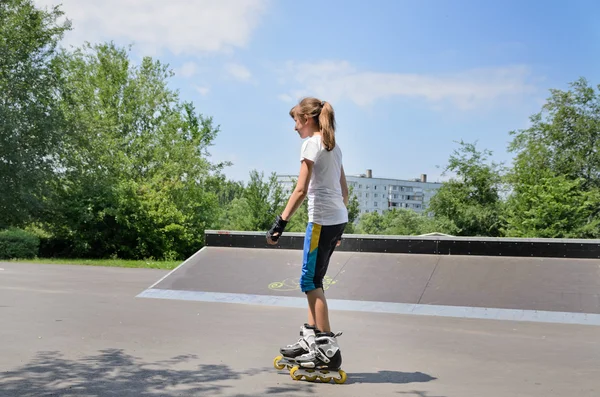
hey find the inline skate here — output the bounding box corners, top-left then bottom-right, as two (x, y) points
(289, 331), (347, 384)
(273, 323), (318, 370)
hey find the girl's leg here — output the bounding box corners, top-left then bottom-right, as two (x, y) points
(300, 222), (346, 333)
(307, 288), (330, 332)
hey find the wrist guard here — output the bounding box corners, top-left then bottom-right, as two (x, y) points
(267, 214), (288, 242)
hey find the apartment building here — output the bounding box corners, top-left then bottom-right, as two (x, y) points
(276, 169), (443, 218)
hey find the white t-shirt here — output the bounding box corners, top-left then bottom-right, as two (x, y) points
(300, 135), (348, 225)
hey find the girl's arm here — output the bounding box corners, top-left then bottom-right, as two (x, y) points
(281, 159), (313, 221)
(340, 165), (348, 207)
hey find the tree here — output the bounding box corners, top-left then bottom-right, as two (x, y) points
(427, 141), (506, 236)
(43, 42), (222, 259)
(205, 174), (245, 208)
(504, 78), (600, 237)
(0, 0), (71, 228)
(356, 208), (457, 236)
(217, 197), (256, 232)
(509, 77), (600, 189)
(504, 171), (600, 238)
(344, 185), (360, 234)
(219, 170), (286, 232)
(285, 198), (308, 233)
(355, 211), (386, 235)
(244, 170), (287, 231)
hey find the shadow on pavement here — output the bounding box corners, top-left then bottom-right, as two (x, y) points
(0, 349), (438, 396)
(0, 349), (273, 397)
(398, 391), (447, 397)
(345, 370), (437, 385)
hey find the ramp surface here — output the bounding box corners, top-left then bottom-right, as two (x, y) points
(420, 255), (600, 313)
(141, 246), (600, 325)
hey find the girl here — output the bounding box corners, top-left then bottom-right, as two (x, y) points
(267, 97), (348, 381)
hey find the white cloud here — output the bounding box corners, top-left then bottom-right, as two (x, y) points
(195, 85), (210, 96)
(33, 0), (269, 55)
(175, 62), (199, 78)
(225, 63), (253, 83)
(279, 61), (538, 110)
(277, 94), (294, 103)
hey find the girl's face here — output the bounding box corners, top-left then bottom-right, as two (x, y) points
(294, 114), (312, 139)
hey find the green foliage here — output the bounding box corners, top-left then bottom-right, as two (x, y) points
(205, 174), (245, 208)
(8, 257), (180, 270)
(219, 170), (287, 232)
(244, 171), (287, 231)
(504, 173), (600, 238)
(0, 228), (40, 259)
(0, 0), (71, 228)
(509, 77), (600, 189)
(344, 185), (360, 234)
(40, 42), (222, 260)
(285, 199), (309, 233)
(505, 78), (600, 238)
(219, 197), (256, 232)
(356, 209), (458, 236)
(273, 176), (307, 233)
(427, 141), (506, 236)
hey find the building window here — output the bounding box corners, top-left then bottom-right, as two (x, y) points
(374, 193), (378, 198)
(374, 202), (378, 207)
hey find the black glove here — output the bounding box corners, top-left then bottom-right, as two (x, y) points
(267, 214), (288, 242)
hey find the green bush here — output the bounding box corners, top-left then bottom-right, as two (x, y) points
(0, 228), (40, 259)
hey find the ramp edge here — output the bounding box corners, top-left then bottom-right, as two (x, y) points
(136, 288), (600, 327)
(145, 246), (207, 290)
(204, 231), (600, 259)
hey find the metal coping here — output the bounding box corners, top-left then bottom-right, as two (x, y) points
(204, 230), (600, 259)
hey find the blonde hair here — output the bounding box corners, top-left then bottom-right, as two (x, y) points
(289, 97), (336, 151)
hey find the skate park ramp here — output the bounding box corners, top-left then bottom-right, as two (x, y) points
(137, 231), (600, 326)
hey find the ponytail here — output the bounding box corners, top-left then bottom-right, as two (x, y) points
(289, 97), (337, 151)
(319, 101), (336, 151)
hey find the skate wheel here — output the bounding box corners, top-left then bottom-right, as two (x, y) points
(304, 373), (317, 382)
(334, 369), (347, 384)
(304, 369), (317, 382)
(273, 355), (286, 370)
(318, 370), (332, 382)
(290, 366), (302, 381)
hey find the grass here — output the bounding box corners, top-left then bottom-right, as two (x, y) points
(6, 257), (181, 270)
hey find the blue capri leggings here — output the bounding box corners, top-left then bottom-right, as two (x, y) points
(299, 221), (346, 293)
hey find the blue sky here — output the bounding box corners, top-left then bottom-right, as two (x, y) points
(38, 0), (600, 183)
